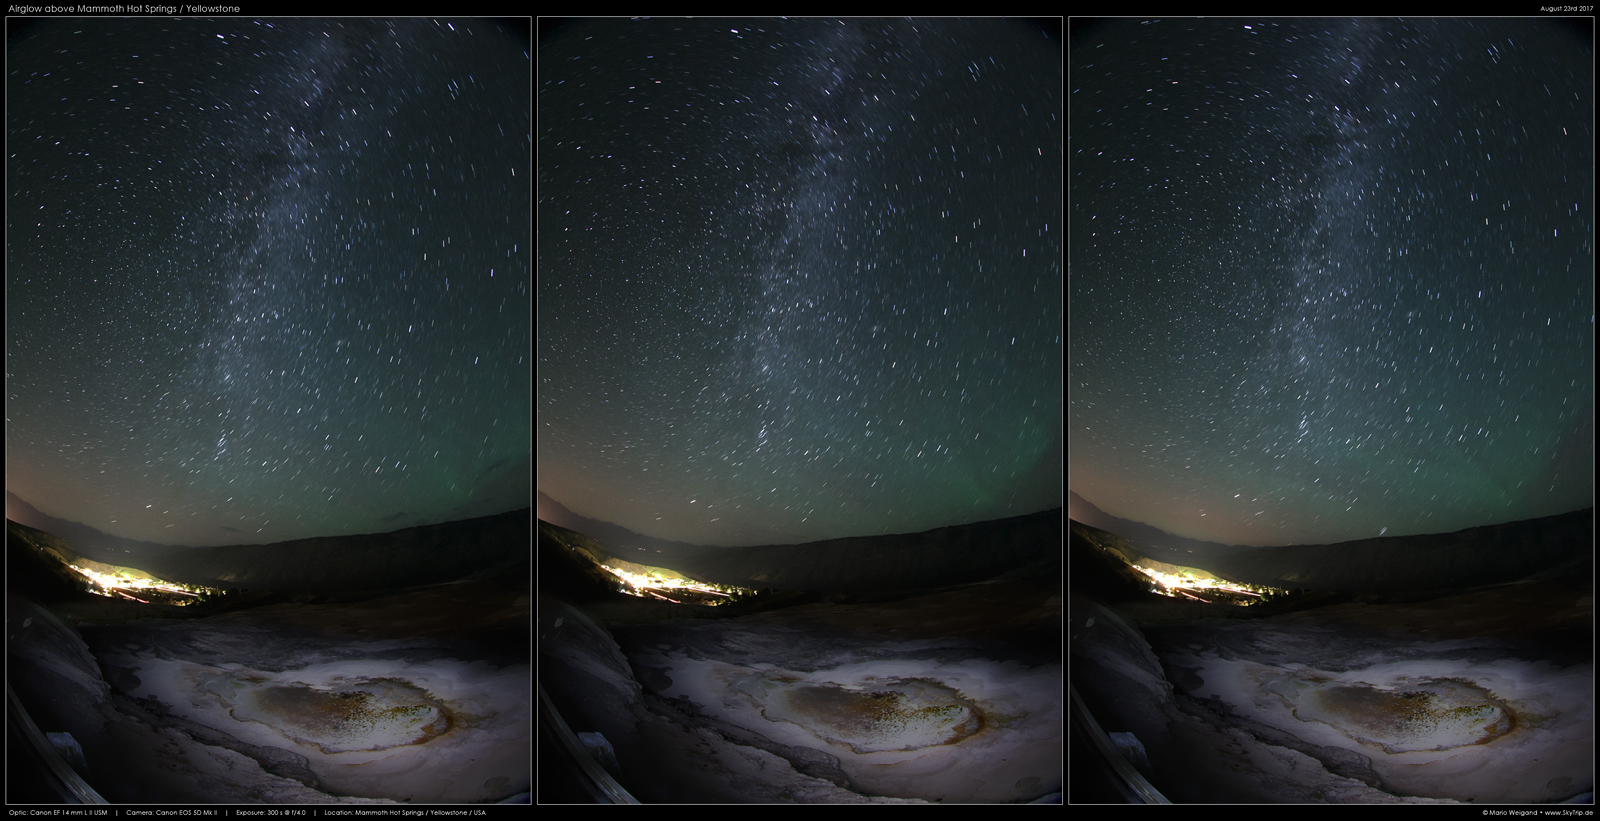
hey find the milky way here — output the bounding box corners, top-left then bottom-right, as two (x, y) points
(6, 19), (531, 545)
(1070, 18), (1593, 547)
(538, 19), (1063, 547)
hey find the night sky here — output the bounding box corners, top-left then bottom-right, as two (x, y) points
(1070, 18), (1593, 547)
(6, 19), (531, 546)
(538, 19), (1063, 547)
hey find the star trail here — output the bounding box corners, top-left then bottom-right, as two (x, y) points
(538, 19), (1063, 547)
(6, 18), (531, 546)
(1070, 18), (1593, 547)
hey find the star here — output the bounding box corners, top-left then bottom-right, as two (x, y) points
(537, 18), (1064, 546)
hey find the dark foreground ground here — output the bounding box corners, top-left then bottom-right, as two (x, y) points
(539, 556), (1064, 803)
(1070, 520), (1594, 804)
(7, 559), (532, 804)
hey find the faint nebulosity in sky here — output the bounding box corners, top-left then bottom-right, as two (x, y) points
(538, 19), (1064, 547)
(1070, 19), (1594, 547)
(6, 19), (532, 546)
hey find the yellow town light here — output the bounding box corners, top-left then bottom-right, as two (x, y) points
(598, 564), (738, 601)
(68, 564), (210, 601)
(1129, 563), (1266, 601)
